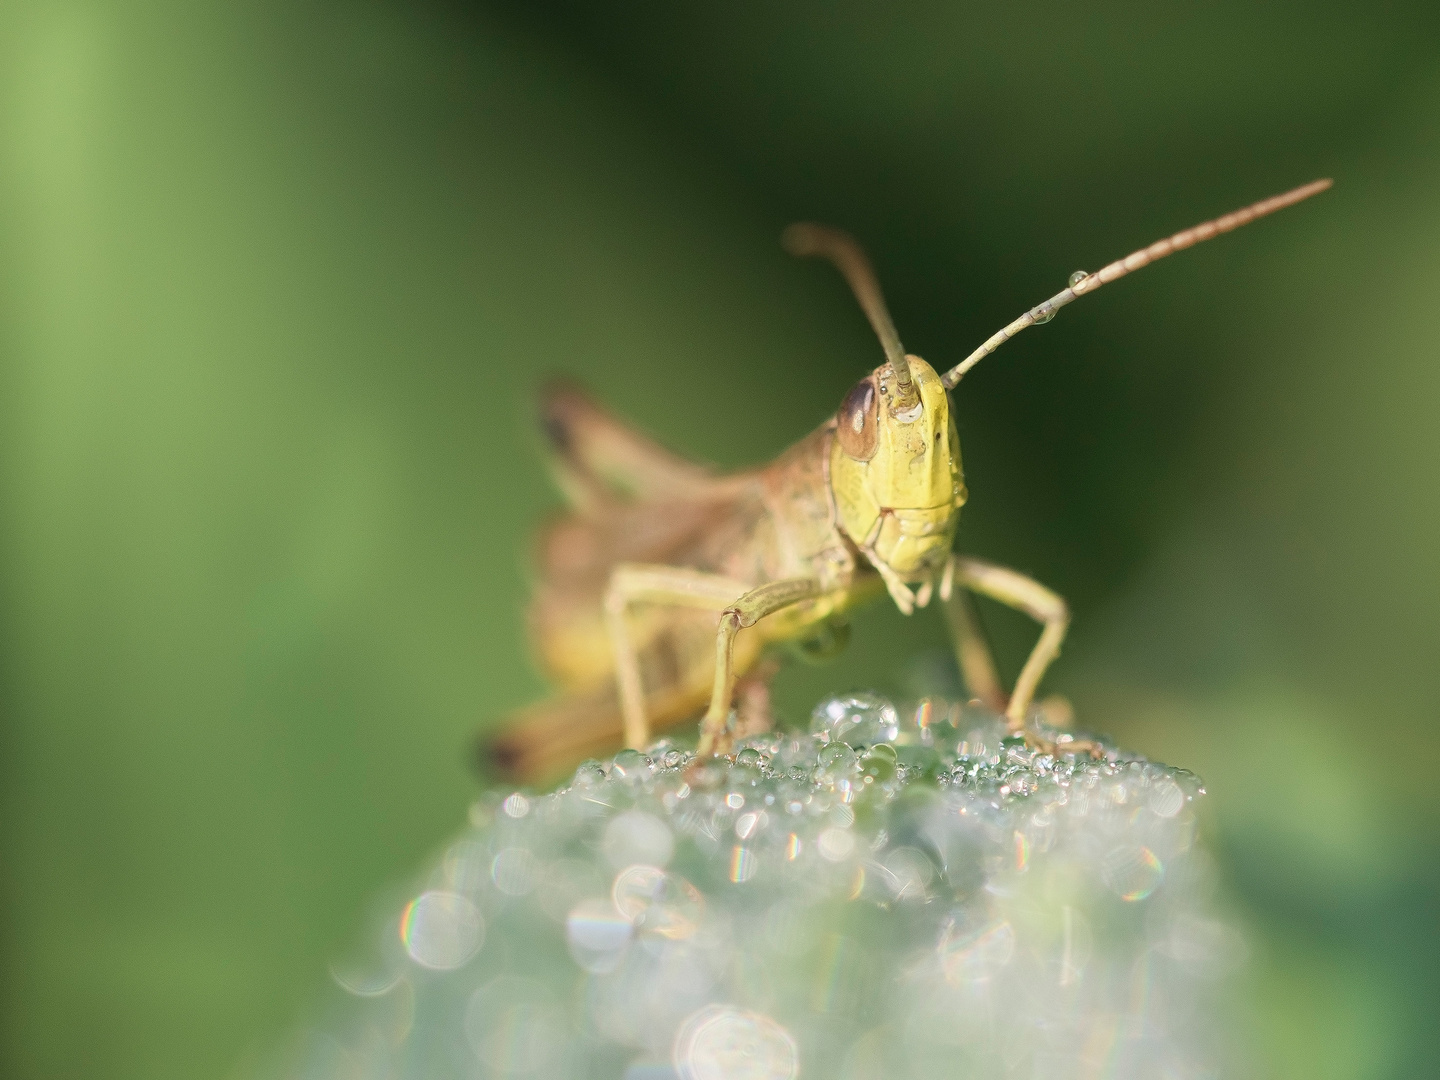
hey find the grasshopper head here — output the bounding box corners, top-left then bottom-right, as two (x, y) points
(780, 222), (964, 605)
(829, 354), (966, 588)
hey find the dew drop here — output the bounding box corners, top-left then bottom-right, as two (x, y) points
(729, 845), (758, 883)
(612, 865), (705, 938)
(810, 693), (899, 747)
(603, 810), (675, 869)
(572, 760), (606, 788)
(1069, 270), (1089, 287)
(882, 846), (935, 900)
(611, 748), (653, 781)
(490, 847), (538, 896)
(860, 743), (898, 783)
(1103, 845), (1165, 901)
(938, 909), (1015, 985)
(465, 977), (560, 1073)
(674, 1005), (798, 1080)
(328, 954), (400, 998)
(566, 897), (632, 972)
(735, 810), (768, 840)
(817, 827), (855, 863)
(1149, 776), (1186, 818)
(399, 890), (484, 970)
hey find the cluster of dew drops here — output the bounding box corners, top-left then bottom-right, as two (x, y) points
(300, 695), (1241, 1080)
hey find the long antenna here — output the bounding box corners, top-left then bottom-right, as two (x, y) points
(941, 178), (1332, 390)
(783, 222), (919, 409)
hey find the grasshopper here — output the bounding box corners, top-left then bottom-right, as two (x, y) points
(487, 179), (1330, 781)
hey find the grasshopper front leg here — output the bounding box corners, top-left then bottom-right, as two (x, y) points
(605, 567), (821, 757)
(941, 553), (1070, 729)
(696, 578), (822, 758)
(604, 565), (751, 750)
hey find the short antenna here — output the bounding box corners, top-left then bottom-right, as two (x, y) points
(941, 178), (1333, 389)
(783, 222), (919, 409)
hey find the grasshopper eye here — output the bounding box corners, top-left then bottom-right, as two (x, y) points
(836, 377), (879, 461)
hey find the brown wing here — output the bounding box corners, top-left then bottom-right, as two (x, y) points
(540, 380), (717, 514)
(491, 383), (797, 780)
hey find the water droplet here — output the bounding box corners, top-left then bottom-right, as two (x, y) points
(810, 693), (899, 747)
(400, 890), (484, 970)
(612, 865), (705, 938)
(572, 760), (606, 788)
(728, 763), (763, 788)
(729, 845), (758, 883)
(465, 977), (560, 1073)
(327, 953), (400, 998)
(882, 847), (935, 900)
(566, 897), (632, 972)
(735, 747), (765, 768)
(1103, 845), (1164, 901)
(817, 742), (858, 775)
(817, 827), (855, 862)
(938, 909), (1015, 984)
(611, 748), (653, 781)
(536, 858), (604, 923)
(1149, 776), (1185, 818)
(442, 840), (490, 893)
(1031, 306), (1054, 325)
(603, 810), (675, 869)
(490, 847), (539, 896)
(735, 810), (768, 840)
(307, 692), (1234, 1077)
(674, 1005), (798, 1080)
(1069, 270), (1089, 287)
(860, 743), (898, 783)
(1007, 770), (1037, 796)
(1056, 905), (1093, 987)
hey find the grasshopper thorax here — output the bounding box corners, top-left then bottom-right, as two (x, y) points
(829, 354), (965, 586)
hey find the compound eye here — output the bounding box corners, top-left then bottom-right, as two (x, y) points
(836, 376), (879, 461)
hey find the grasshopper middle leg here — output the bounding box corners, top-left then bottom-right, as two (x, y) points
(942, 554), (1070, 730)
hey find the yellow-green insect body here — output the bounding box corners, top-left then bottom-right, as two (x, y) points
(486, 180), (1330, 781)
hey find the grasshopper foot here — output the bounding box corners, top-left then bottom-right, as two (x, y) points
(1024, 730), (1107, 761)
(1010, 694), (1107, 760)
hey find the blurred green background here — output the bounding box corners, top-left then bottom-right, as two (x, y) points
(2, 1), (1438, 1077)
